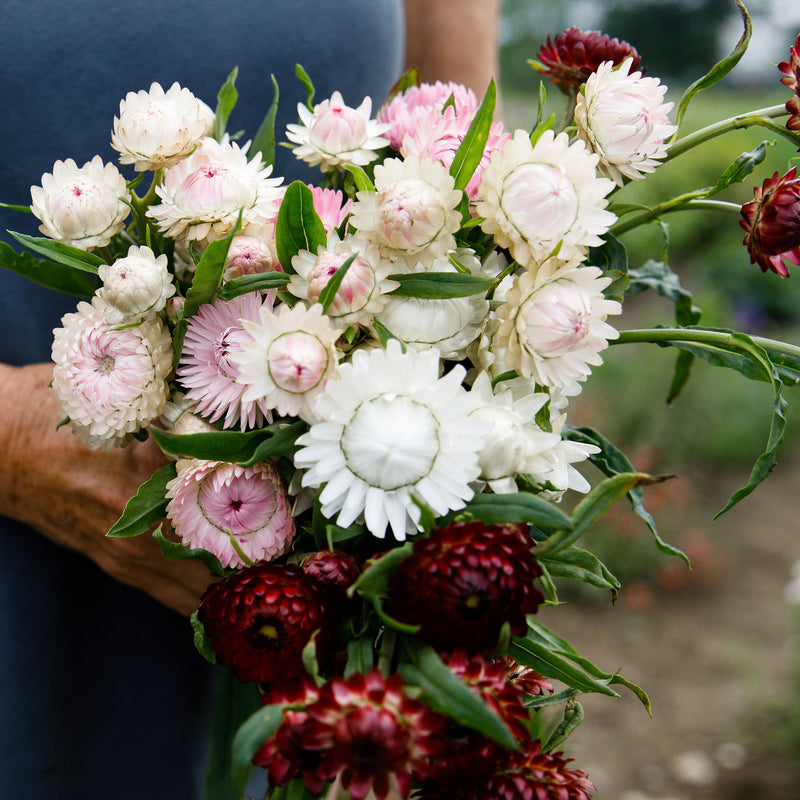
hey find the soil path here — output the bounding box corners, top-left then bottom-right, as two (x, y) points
(536, 454), (800, 799)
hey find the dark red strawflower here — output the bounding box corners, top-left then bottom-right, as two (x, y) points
(740, 168), (800, 277)
(197, 563), (329, 684)
(388, 521), (544, 653)
(300, 670), (445, 800)
(778, 34), (800, 131)
(501, 657), (555, 699)
(461, 740), (595, 800)
(302, 549), (362, 597)
(535, 27), (642, 94)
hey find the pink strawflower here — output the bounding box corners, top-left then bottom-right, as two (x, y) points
(223, 232), (281, 281)
(310, 186), (353, 231)
(401, 105), (510, 198)
(166, 459), (295, 568)
(177, 291), (273, 429)
(51, 296), (172, 450)
(378, 81), (478, 150)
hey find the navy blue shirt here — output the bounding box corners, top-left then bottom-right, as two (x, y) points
(0, 2), (403, 797)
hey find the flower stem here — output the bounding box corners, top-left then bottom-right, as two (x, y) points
(610, 198), (742, 236)
(613, 327), (800, 362)
(667, 104), (800, 160)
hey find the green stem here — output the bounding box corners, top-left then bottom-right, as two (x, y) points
(611, 198), (742, 236)
(613, 327), (800, 362)
(667, 104), (799, 160)
(128, 169), (163, 244)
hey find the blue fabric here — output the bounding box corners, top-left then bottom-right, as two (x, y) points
(0, 2), (403, 797)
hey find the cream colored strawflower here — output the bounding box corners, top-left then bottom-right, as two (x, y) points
(477, 129), (616, 267)
(98, 245), (175, 323)
(286, 91), (390, 172)
(350, 156), (462, 267)
(30, 156), (130, 250)
(111, 81), (215, 172)
(51, 296), (172, 450)
(293, 339), (487, 540)
(575, 58), (677, 186)
(495, 262), (621, 390)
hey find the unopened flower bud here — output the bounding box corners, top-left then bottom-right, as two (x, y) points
(99, 245), (175, 320)
(223, 233), (280, 281)
(268, 332), (329, 394)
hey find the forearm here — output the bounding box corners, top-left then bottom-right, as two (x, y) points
(403, 0), (500, 94)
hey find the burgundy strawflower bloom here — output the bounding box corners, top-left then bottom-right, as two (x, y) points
(779, 34), (800, 131)
(459, 740), (595, 800)
(740, 168), (800, 277)
(302, 549), (362, 598)
(388, 521), (544, 653)
(197, 563), (330, 684)
(300, 670), (445, 800)
(535, 27), (642, 94)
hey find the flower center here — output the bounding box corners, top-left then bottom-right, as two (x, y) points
(341, 395), (440, 490)
(197, 470), (277, 535)
(213, 326), (246, 379)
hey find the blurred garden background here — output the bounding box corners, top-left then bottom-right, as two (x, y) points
(497, 1), (800, 797)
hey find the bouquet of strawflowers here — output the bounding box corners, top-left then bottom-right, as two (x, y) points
(5, 1), (800, 797)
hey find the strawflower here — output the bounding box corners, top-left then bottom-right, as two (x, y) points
(779, 33), (800, 131)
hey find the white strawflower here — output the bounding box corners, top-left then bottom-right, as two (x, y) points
(51, 296), (172, 450)
(98, 245), (175, 322)
(288, 232), (397, 330)
(468, 372), (560, 493)
(374, 252), (489, 359)
(477, 130), (616, 266)
(293, 339), (486, 541)
(111, 81), (215, 172)
(285, 91), (390, 172)
(149, 135), (283, 246)
(496, 262), (621, 390)
(30, 156), (130, 250)
(350, 156), (462, 267)
(234, 302), (340, 422)
(575, 58), (677, 186)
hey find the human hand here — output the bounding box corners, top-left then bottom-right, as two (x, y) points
(0, 361), (213, 616)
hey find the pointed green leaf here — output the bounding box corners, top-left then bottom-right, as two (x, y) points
(275, 181), (327, 272)
(218, 270), (290, 300)
(384, 67), (419, 104)
(399, 643), (519, 750)
(449, 78), (496, 192)
(232, 703), (288, 797)
(0, 241), (98, 296)
(540, 546), (620, 595)
(190, 611), (217, 664)
(349, 542), (414, 600)
(9, 231), (104, 273)
(214, 66), (239, 141)
(673, 0), (752, 135)
(319, 253), (356, 312)
(295, 64), (316, 110)
(371, 319), (402, 348)
(107, 463), (176, 538)
(453, 491), (573, 531)
(344, 637), (375, 678)
(152, 528), (226, 577)
(387, 271), (494, 299)
(344, 164), (375, 193)
(544, 700), (584, 752)
(250, 74), (280, 167)
(707, 141), (771, 196)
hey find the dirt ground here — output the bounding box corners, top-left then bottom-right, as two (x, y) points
(535, 453), (800, 800)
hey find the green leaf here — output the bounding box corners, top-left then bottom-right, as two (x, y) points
(319, 253), (357, 312)
(183, 215), (241, 318)
(9, 231), (104, 274)
(218, 271), (290, 300)
(564, 426), (687, 562)
(190, 611), (217, 664)
(706, 141), (772, 196)
(526, 687), (581, 709)
(344, 637), (375, 678)
(151, 421), (306, 466)
(214, 66), (239, 141)
(529, 114), (555, 147)
(371, 319), (402, 348)
(399, 643), (519, 750)
(534, 80), (547, 129)
(349, 542), (414, 600)
(540, 546), (621, 596)
(544, 700), (584, 752)
(588, 233), (628, 276)
(449, 77), (496, 192)
(107, 463), (176, 538)
(250, 74), (280, 167)
(539, 472), (667, 558)
(452, 491), (573, 531)
(673, 0), (752, 135)
(0, 241), (98, 296)
(171, 316), (188, 373)
(0, 201), (33, 213)
(275, 181), (327, 273)
(295, 63), (316, 110)
(153, 529), (226, 577)
(231, 703), (287, 798)
(386, 271), (494, 299)
(344, 164), (375, 193)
